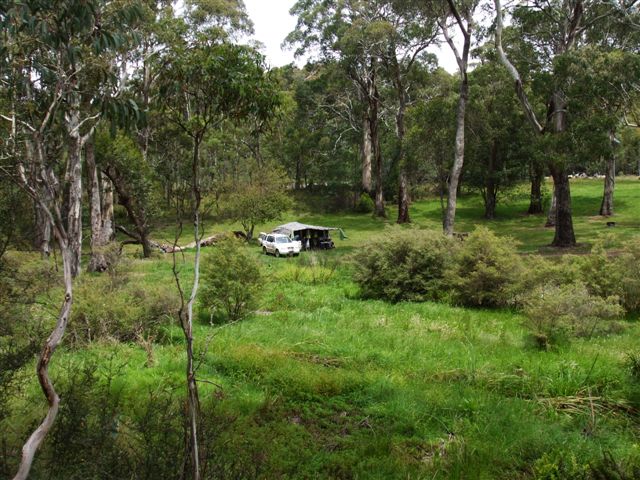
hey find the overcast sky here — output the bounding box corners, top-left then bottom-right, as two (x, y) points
(243, 0), (459, 73)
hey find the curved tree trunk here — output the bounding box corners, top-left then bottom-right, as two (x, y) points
(104, 165), (152, 258)
(14, 245), (73, 480)
(443, 74), (469, 235)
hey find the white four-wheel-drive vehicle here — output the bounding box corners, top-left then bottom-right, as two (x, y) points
(262, 233), (301, 257)
(257, 232), (268, 246)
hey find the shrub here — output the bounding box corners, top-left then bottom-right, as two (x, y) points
(512, 255), (580, 306)
(200, 238), (262, 321)
(351, 228), (457, 303)
(69, 275), (178, 345)
(446, 227), (524, 307)
(354, 193), (374, 214)
(523, 282), (623, 350)
(614, 238), (640, 313)
(576, 236), (640, 313)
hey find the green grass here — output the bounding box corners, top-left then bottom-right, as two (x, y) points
(136, 177), (640, 255)
(4, 178), (640, 478)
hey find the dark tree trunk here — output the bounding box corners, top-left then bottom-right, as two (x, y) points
(370, 87), (386, 218)
(549, 166), (576, 247)
(104, 166), (152, 258)
(600, 152), (615, 217)
(528, 162), (544, 214)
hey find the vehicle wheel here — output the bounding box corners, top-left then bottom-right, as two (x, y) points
(263, 246), (267, 255)
(275, 250), (280, 258)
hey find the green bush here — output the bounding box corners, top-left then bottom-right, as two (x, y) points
(613, 238), (640, 313)
(354, 193), (374, 214)
(352, 228), (457, 302)
(513, 255), (580, 306)
(69, 275), (178, 345)
(576, 237), (640, 313)
(200, 238), (262, 321)
(446, 227), (524, 307)
(523, 282), (623, 350)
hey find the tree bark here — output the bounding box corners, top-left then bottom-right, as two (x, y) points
(14, 245), (73, 480)
(443, 74), (469, 235)
(101, 173), (115, 241)
(546, 186), (557, 227)
(528, 162), (545, 214)
(600, 137), (616, 216)
(64, 97), (87, 278)
(370, 85), (386, 218)
(33, 202), (51, 258)
(361, 112), (373, 195)
(391, 53), (410, 224)
(441, 8), (472, 236)
(549, 166), (576, 246)
(104, 165), (152, 258)
(182, 135), (203, 480)
(86, 138), (112, 272)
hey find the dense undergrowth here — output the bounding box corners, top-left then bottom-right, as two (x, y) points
(1, 179), (640, 479)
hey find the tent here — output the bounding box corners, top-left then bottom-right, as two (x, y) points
(272, 222), (339, 250)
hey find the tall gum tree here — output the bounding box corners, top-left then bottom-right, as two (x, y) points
(376, 0), (439, 224)
(159, 39), (278, 479)
(287, 0), (390, 217)
(493, 0), (639, 247)
(0, 0), (142, 477)
(437, 0), (478, 236)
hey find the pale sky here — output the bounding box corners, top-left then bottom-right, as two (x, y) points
(243, 0), (459, 73)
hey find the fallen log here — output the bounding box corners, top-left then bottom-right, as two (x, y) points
(116, 226), (229, 254)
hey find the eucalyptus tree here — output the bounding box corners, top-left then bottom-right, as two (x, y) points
(375, 0), (439, 224)
(288, 0), (390, 216)
(466, 61), (532, 219)
(435, 0), (480, 235)
(0, 0), (142, 477)
(158, 39), (279, 479)
(493, 0), (640, 246)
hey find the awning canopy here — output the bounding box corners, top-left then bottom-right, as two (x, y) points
(272, 222), (337, 236)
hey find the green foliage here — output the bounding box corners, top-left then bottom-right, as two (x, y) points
(577, 236), (640, 313)
(224, 162), (292, 240)
(446, 227), (524, 308)
(533, 451), (591, 480)
(354, 193), (374, 214)
(523, 282), (623, 350)
(352, 228), (457, 303)
(200, 239), (262, 321)
(69, 269), (178, 345)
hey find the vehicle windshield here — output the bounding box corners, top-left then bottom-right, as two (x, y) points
(275, 237), (289, 244)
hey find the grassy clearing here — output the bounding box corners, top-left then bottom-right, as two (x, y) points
(138, 177), (640, 255)
(4, 178), (640, 478)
